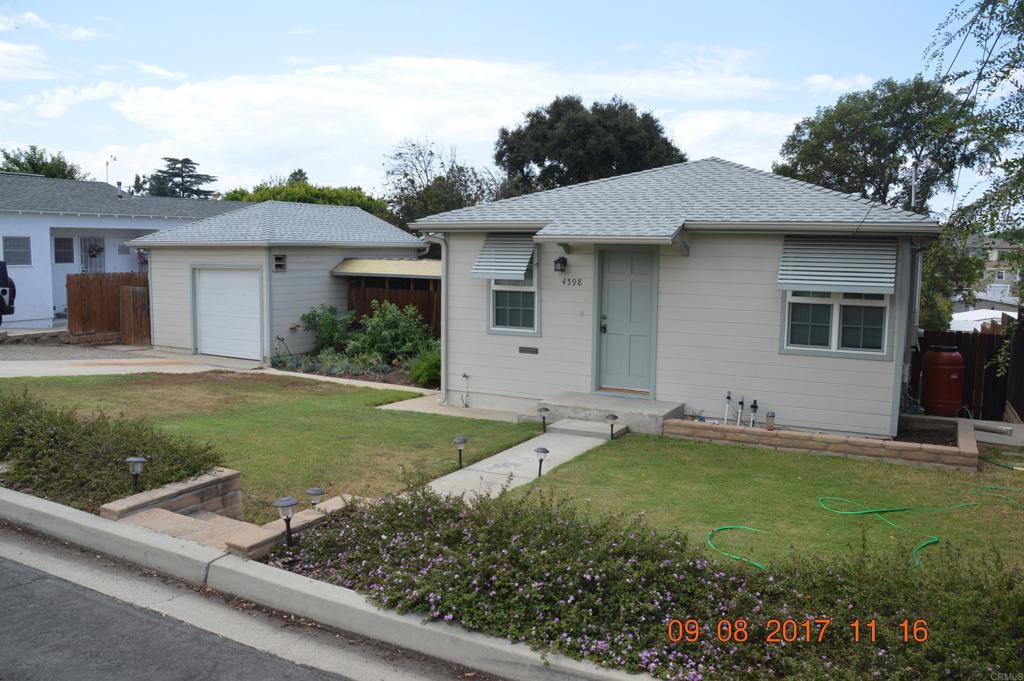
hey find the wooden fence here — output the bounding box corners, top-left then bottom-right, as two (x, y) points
(119, 286), (151, 345)
(67, 272), (149, 337)
(910, 329), (1009, 421)
(346, 276), (440, 336)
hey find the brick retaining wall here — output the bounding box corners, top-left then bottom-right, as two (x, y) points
(99, 467), (243, 521)
(662, 420), (978, 471)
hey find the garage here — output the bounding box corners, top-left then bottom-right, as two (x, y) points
(195, 268), (262, 360)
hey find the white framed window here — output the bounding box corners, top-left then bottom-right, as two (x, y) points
(996, 270), (1006, 280)
(54, 237), (75, 264)
(118, 242), (131, 256)
(490, 257), (537, 332)
(785, 291), (887, 353)
(2, 236), (31, 266)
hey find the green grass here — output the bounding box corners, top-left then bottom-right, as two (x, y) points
(0, 372), (538, 522)
(522, 434), (1024, 567)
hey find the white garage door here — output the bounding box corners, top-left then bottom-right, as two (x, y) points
(195, 268), (262, 360)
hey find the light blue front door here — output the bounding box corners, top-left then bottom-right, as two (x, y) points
(598, 250), (654, 393)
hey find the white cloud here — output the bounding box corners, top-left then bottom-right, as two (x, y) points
(663, 109), (801, 170)
(0, 41), (52, 79)
(803, 73), (873, 94)
(132, 61), (186, 80)
(60, 26), (106, 40)
(288, 28), (316, 35)
(0, 12), (50, 31)
(23, 81), (122, 117)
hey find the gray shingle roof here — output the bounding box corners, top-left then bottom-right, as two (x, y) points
(412, 157), (938, 239)
(0, 171), (245, 218)
(130, 201), (422, 247)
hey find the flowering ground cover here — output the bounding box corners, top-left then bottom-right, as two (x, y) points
(268, 486), (1024, 680)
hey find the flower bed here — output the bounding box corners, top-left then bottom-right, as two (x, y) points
(267, 487), (1023, 680)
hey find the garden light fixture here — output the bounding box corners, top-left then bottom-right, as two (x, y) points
(453, 436), (467, 469)
(535, 447), (548, 478)
(272, 496), (299, 546)
(305, 487), (324, 506)
(537, 406), (550, 433)
(553, 256), (567, 272)
(605, 413), (618, 439)
(125, 457), (146, 493)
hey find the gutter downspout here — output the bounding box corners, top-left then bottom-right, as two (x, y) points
(425, 233), (448, 405)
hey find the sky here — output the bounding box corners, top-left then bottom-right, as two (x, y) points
(0, 1), (979, 210)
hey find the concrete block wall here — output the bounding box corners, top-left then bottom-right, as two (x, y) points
(663, 420), (979, 471)
(100, 467), (243, 521)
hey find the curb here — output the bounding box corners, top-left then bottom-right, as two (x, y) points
(0, 487), (637, 681)
(0, 487), (224, 585)
(258, 367), (439, 395)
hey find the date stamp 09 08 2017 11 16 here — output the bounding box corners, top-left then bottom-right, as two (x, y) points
(666, 618), (929, 645)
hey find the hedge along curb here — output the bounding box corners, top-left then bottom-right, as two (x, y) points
(0, 487), (638, 681)
(207, 555), (634, 681)
(0, 487), (225, 585)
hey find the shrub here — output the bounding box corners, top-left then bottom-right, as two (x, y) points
(0, 392), (222, 513)
(409, 347), (441, 388)
(346, 300), (433, 362)
(300, 305), (356, 354)
(272, 487), (1024, 680)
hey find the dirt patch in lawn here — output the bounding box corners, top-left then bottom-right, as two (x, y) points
(278, 367), (417, 387)
(124, 370), (345, 392)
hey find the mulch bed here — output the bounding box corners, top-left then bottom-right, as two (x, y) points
(895, 428), (957, 447)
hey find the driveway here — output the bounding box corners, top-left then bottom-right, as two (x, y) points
(0, 344), (262, 377)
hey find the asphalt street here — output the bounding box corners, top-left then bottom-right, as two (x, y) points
(0, 556), (349, 681)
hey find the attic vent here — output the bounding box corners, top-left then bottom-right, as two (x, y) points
(778, 237), (897, 295)
(273, 254), (287, 272)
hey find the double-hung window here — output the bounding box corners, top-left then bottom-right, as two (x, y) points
(2, 236), (31, 266)
(471, 233), (539, 335)
(491, 257), (537, 332)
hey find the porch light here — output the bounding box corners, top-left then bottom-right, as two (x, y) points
(553, 256), (568, 272)
(535, 447), (549, 478)
(453, 436), (467, 469)
(305, 487), (324, 506)
(272, 496), (299, 546)
(125, 457), (146, 493)
(537, 406), (550, 433)
(605, 413), (618, 439)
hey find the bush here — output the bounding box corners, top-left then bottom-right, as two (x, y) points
(346, 300), (433, 362)
(409, 347), (441, 388)
(272, 487), (1024, 680)
(0, 392), (222, 513)
(300, 305), (356, 354)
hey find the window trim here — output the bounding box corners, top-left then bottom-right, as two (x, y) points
(53, 236), (75, 265)
(1, 236), (32, 267)
(779, 291), (894, 361)
(487, 250), (541, 337)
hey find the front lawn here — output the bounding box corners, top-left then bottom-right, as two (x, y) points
(0, 372), (538, 521)
(523, 434), (1024, 568)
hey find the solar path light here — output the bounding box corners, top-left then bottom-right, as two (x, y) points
(535, 447), (549, 478)
(272, 496), (299, 546)
(453, 436), (467, 469)
(125, 457), (146, 493)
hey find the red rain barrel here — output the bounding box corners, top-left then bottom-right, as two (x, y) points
(920, 345), (965, 417)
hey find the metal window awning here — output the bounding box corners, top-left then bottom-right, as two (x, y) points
(778, 237), (898, 294)
(471, 233), (535, 280)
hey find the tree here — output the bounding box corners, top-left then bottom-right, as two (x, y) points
(494, 95), (686, 194)
(224, 182), (390, 219)
(286, 168), (309, 185)
(773, 76), (993, 213)
(384, 139), (497, 228)
(131, 173), (145, 195)
(0, 145), (89, 180)
(146, 157), (217, 198)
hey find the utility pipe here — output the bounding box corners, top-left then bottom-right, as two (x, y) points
(425, 233), (449, 405)
(724, 391), (732, 423)
(735, 396), (745, 426)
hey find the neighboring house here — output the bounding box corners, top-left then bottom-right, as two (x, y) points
(950, 308), (1017, 333)
(956, 234), (1020, 312)
(412, 157), (939, 437)
(0, 171), (243, 327)
(129, 201), (423, 361)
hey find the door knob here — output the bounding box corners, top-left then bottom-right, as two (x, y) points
(600, 323), (607, 333)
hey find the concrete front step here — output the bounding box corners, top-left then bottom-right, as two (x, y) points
(536, 391), (685, 434)
(122, 507), (260, 551)
(547, 418), (628, 440)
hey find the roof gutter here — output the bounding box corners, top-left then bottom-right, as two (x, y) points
(0, 208), (215, 220)
(128, 240), (424, 248)
(424, 233), (449, 406)
(683, 221), (941, 234)
(410, 220), (549, 233)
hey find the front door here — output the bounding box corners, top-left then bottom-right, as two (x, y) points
(598, 250), (655, 394)
(80, 237), (105, 273)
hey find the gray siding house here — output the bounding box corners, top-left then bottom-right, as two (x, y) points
(130, 201), (423, 360)
(413, 158), (939, 437)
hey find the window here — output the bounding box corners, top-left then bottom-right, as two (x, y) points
(2, 236), (31, 266)
(996, 270), (1006, 280)
(784, 291), (887, 354)
(491, 257), (537, 332)
(54, 237), (74, 264)
(273, 254), (287, 272)
(118, 242), (130, 256)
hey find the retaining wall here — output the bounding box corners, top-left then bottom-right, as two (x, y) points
(100, 467), (243, 521)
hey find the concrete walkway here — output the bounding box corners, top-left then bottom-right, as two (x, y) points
(378, 393), (519, 422)
(428, 430), (605, 497)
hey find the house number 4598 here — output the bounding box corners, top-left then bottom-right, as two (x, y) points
(562, 277), (583, 287)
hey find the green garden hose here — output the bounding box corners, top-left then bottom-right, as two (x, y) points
(964, 484), (1024, 509)
(980, 455), (1022, 471)
(706, 525), (767, 570)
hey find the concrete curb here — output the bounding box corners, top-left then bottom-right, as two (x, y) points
(207, 555), (630, 681)
(0, 487), (225, 585)
(0, 487), (638, 680)
(258, 367), (438, 395)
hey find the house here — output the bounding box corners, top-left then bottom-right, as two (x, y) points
(0, 171), (243, 328)
(129, 201), (423, 361)
(955, 234), (1020, 312)
(950, 308), (1017, 333)
(412, 158), (940, 437)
